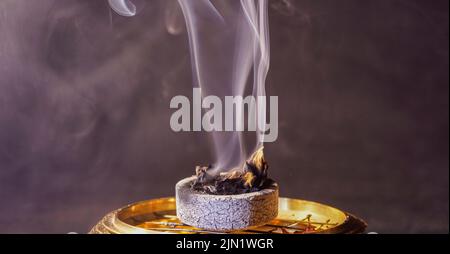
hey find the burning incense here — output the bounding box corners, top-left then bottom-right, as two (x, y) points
(174, 0), (278, 232)
(191, 147), (274, 195)
(176, 148), (278, 231)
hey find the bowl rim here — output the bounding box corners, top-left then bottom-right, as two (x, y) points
(176, 176), (279, 199)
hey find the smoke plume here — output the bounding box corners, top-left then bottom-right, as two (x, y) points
(177, 0), (271, 172)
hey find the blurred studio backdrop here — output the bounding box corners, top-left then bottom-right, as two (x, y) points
(0, 0), (448, 233)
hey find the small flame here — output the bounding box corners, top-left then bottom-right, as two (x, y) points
(243, 172), (255, 188)
(249, 146), (266, 173)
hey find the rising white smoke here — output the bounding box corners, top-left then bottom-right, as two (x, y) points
(108, 0), (272, 172)
(177, 0), (271, 172)
(108, 0), (137, 17)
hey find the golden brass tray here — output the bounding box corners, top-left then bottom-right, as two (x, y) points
(90, 197), (367, 234)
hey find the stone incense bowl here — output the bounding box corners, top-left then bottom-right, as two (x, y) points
(176, 176), (279, 232)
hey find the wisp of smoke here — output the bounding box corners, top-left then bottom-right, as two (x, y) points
(108, 0), (137, 17)
(109, 0), (271, 173)
(178, 0), (271, 173)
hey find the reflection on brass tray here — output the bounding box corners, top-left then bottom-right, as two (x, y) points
(90, 197), (367, 234)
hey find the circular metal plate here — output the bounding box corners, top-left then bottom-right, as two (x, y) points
(90, 197), (366, 234)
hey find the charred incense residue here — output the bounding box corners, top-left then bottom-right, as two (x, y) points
(191, 147), (275, 195)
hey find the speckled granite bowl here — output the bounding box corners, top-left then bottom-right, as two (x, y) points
(176, 176), (279, 232)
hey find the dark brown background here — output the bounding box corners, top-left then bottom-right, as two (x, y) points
(0, 0), (448, 233)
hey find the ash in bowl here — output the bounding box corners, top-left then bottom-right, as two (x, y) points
(191, 147), (276, 195)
